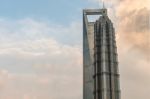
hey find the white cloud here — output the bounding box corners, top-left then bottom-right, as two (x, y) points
(0, 18), (82, 99)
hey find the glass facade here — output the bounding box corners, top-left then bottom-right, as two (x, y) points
(83, 9), (121, 99)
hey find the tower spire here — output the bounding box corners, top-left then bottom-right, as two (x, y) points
(103, 1), (105, 8)
(99, 0), (105, 9)
(99, 0), (101, 8)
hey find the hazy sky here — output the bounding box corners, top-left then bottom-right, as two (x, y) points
(0, 0), (149, 99)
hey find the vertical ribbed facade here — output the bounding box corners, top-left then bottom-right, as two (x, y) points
(83, 8), (121, 99)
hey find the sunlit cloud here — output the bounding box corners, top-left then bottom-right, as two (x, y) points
(88, 0), (150, 99)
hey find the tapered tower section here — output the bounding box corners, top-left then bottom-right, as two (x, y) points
(83, 8), (121, 99)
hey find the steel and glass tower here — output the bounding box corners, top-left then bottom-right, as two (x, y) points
(83, 8), (121, 99)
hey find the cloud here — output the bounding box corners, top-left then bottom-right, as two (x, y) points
(119, 8), (149, 33)
(0, 1), (149, 99)
(88, 0), (150, 99)
(0, 18), (82, 99)
(118, 7), (150, 54)
(111, 0), (150, 99)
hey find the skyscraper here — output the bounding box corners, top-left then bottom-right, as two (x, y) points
(83, 8), (121, 99)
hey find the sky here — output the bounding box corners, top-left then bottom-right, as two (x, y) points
(0, 0), (149, 99)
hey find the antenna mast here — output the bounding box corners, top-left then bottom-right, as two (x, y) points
(148, 11), (150, 62)
(99, 0), (104, 8)
(103, 1), (105, 8)
(98, 0), (101, 8)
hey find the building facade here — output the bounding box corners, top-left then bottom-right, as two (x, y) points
(83, 8), (121, 99)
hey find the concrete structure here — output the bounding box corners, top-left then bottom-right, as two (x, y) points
(83, 8), (121, 99)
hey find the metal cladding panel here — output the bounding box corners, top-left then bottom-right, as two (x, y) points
(83, 21), (95, 99)
(94, 16), (121, 99)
